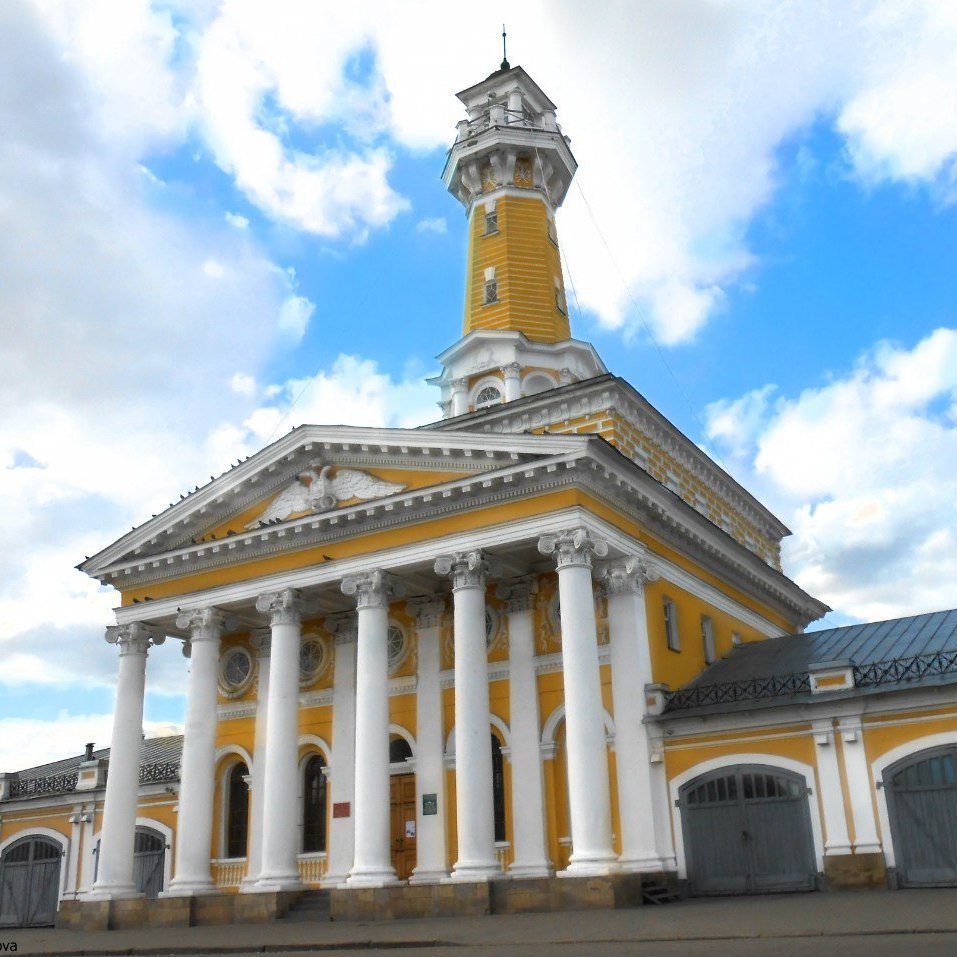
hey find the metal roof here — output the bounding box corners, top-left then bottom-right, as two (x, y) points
(8, 735), (183, 780)
(661, 609), (957, 718)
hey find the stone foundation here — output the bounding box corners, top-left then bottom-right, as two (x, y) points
(823, 853), (887, 889)
(57, 890), (298, 931)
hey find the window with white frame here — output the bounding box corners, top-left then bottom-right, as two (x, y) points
(474, 385), (502, 408)
(701, 615), (716, 664)
(554, 277), (567, 315)
(484, 202), (498, 234)
(484, 266), (498, 304)
(663, 597), (680, 652)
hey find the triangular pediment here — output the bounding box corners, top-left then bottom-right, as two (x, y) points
(79, 424), (587, 581)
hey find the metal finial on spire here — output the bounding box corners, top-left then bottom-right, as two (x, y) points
(500, 24), (510, 71)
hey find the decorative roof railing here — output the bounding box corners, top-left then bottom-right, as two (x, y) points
(139, 762), (179, 785)
(663, 672), (811, 712)
(9, 772), (78, 798)
(664, 647), (957, 713)
(853, 648), (957, 688)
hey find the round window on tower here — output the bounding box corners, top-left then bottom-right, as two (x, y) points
(219, 646), (254, 698)
(474, 385), (503, 409)
(299, 635), (330, 687)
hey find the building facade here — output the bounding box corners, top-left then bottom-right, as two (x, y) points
(3, 62), (957, 929)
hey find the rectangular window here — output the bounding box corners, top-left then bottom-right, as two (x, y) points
(484, 280), (498, 304)
(663, 597), (680, 652)
(701, 615), (715, 664)
(485, 210), (498, 234)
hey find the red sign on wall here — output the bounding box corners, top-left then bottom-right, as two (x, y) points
(333, 801), (351, 818)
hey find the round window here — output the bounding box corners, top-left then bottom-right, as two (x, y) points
(474, 385), (502, 408)
(219, 647), (254, 698)
(387, 624), (408, 672)
(299, 636), (329, 686)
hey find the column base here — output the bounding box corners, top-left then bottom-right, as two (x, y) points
(251, 874), (303, 893)
(616, 856), (669, 873)
(344, 865), (402, 888)
(447, 861), (503, 882)
(559, 853), (619, 878)
(319, 871), (351, 889)
(853, 842), (883, 854)
(86, 883), (142, 901)
(409, 868), (450, 884)
(162, 879), (217, 897)
(508, 863), (554, 879)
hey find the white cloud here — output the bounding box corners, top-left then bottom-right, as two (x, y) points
(416, 216), (447, 234)
(230, 372), (257, 396)
(704, 328), (957, 621)
(277, 294), (316, 340)
(225, 211), (249, 229)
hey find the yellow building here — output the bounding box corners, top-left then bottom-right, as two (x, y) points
(3, 60), (957, 930)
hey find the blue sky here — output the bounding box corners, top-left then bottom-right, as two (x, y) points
(1, 0), (956, 771)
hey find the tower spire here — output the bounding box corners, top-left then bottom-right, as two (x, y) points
(500, 25), (510, 71)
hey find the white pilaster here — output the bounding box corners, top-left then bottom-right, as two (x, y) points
(812, 720), (852, 855)
(599, 557), (668, 872)
(837, 718), (882, 854)
(538, 528), (617, 876)
(321, 615), (358, 887)
(435, 551), (502, 881)
(409, 597), (450, 883)
(90, 623), (162, 898)
(500, 578), (551, 877)
(254, 589), (305, 891)
(342, 570), (399, 886)
(167, 608), (227, 896)
(241, 628), (272, 889)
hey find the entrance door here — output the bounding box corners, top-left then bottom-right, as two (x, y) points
(0, 836), (62, 928)
(132, 829), (166, 898)
(390, 774), (417, 880)
(885, 746), (957, 886)
(679, 765), (817, 895)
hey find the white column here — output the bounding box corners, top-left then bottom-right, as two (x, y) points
(320, 614), (358, 887)
(500, 578), (551, 877)
(241, 628), (272, 889)
(837, 717), (882, 853)
(90, 622), (161, 898)
(538, 528), (617, 876)
(501, 362), (522, 402)
(342, 570), (399, 886)
(409, 597), (449, 883)
(451, 377), (468, 417)
(167, 608), (226, 895)
(253, 589), (305, 891)
(599, 557), (669, 871)
(812, 720), (852, 856)
(435, 551), (502, 881)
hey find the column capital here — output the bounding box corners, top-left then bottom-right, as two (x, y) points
(407, 596), (446, 629)
(595, 555), (659, 596)
(341, 569), (393, 609)
(105, 622), (163, 656)
(435, 551), (489, 590)
(175, 607), (230, 641)
(256, 588), (306, 625)
(250, 627), (272, 658)
(500, 361), (521, 378)
(538, 527), (608, 570)
(497, 576), (537, 613)
(325, 612), (358, 644)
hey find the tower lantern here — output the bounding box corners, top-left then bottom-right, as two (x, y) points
(430, 63), (606, 419)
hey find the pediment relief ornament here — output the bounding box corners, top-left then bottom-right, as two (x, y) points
(246, 463), (407, 529)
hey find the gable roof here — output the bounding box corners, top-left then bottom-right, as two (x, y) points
(5, 735), (182, 781)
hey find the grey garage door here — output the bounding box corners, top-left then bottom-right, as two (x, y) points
(884, 746), (957, 887)
(0, 836), (62, 928)
(94, 827), (167, 899)
(678, 765), (817, 895)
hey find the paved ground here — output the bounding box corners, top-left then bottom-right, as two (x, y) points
(6, 889), (957, 957)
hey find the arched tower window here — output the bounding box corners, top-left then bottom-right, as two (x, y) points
(475, 385), (502, 409)
(491, 734), (507, 843)
(302, 754), (327, 853)
(225, 762), (250, 859)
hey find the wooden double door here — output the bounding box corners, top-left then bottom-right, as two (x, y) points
(390, 773), (417, 879)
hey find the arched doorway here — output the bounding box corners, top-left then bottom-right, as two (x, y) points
(884, 745), (957, 886)
(678, 765), (817, 895)
(389, 736), (416, 879)
(0, 835), (63, 927)
(93, 826), (167, 898)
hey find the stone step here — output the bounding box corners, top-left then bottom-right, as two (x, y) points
(280, 890), (332, 921)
